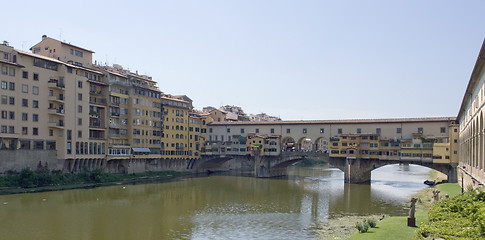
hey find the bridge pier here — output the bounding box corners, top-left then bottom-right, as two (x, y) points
(343, 158), (372, 184)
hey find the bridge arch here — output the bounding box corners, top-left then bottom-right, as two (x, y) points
(282, 137), (296, 151)
(313, 137), (328, 153)
(327, 157), (458, 184)
(297, 137), (313, 151)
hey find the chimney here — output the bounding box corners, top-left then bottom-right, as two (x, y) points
(42, 35), (47, 40)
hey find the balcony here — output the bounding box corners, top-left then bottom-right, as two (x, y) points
(88, 78), (108, 86)
(48, 81), (65, 89)
(89, 119), (106, 129)
(48, 108), (65, 115)
(48, 121), (64, 129)
(89, 89), (103, 95)
(109, 133), (120, 138)
(110, 112), (120, 117)
(110, 122), (120, 128)
(48, 95), (64, 103)
(89, 98), (107, 106)
(109, 79), (131, 88)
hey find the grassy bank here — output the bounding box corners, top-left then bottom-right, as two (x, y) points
(345, 172), (461, 240)
(0, 167), (189, 195)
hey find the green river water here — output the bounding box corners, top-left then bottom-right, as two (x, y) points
(0, 163), (432, 239)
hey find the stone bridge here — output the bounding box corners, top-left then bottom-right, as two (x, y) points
(194, 151), (458, 184)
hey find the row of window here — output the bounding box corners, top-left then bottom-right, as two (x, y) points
(162, 100), (188, 108)
(215, 127), (444, 135)
(133, 129), (162, 136)
(133, 138), (161, 144)
(133, 88), (160, 99)
(1, 81), (15, 90)
(0, 97), (39, 108)
(1, 66), (16, 76)
(1, 111), (39, 121)
(21, 71), (39, 80)
(72, 142), (106, 155)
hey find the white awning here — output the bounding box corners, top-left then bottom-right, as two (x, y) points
(132, 147), (151, 153)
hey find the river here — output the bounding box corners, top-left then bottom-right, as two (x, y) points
(0, 163), (431, 240)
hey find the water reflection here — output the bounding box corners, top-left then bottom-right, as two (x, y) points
(0, 164), (432, 240)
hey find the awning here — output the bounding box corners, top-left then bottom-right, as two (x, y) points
(132, 147), (151, 153)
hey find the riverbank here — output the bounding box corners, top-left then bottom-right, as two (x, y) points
(346, 172), (461, 240)
(0, 170), (191, 195)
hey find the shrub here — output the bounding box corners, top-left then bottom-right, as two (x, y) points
(365, 218), (377, 228)
(356, 221), (369, 233)
(18, 168), (35, 188)
(34, 167), (53, 187)
(417, 188), (485, 239)
(89, 168), (104, 183)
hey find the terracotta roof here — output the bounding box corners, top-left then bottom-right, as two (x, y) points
(65, 63), (103, 75)
(60, 41), (94, 53)
(16, 49), (64, 64)
(0, 59), (24, 68)
(208, 117), (456, 126)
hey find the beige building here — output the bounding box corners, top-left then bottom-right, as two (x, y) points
(0, 35), (106, 171)
(207, 117), (455, 155)
(0, 35), (202, 174)
(457, 39), (485, 189)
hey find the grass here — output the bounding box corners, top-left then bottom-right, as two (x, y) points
(347, 211), (428, 240)
(436, 183), (462, 197)
(347, 170), (461, 240)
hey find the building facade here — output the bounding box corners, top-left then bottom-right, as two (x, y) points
(457, 39), (485, 189)
(328, 124), (459, 165)
(0, 35), (205, 174)
(205, 118), (456, 158)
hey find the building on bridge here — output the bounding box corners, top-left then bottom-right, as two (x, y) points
(205, 117), (456, 157)
(328, 127), (459, 165)
(457, 39), (485, 189)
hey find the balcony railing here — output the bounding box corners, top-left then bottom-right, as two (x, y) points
(48, 81), (65, 89)
(89, 98), (107, 106)
(48, 95), (64, 102)
(89, 90), (102, 95)
(48, 121), (64, 128)
(48, 108), (65, 115)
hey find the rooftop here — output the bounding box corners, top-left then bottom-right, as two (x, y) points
(209, 117), (456, 126)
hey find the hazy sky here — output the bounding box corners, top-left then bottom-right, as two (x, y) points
(3, 1), (485, 120)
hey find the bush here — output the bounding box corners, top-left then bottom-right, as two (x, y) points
(34, 167), (53, 187)
(356, 221), (369, 233)
(18, 168), (35, 188)
(416, 188), (485, 239)
(365, 218), (377, 228)
(89, 168), (104, 183)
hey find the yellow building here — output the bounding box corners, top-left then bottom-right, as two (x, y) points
(188, 112), (209, 159)
(209, 109), (227, 122)
(432, 124), (459, 164)
(161, 95), (191, 159)
(329, 127), (459, 164)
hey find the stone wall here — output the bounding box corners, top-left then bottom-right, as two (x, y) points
(0, 150), (61, 173)
(458, 167), (484, 190)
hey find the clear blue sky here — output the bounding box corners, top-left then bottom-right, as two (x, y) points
(4, 1), (485, 120)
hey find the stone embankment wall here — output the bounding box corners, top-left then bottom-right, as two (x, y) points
(0, 150), (61, 173)
(0, 153), (248, 175)
(458, 167), (485, 190)
(104, 158), (198, 174)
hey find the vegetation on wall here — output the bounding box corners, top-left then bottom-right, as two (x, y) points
(0, 167), (184, 190)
